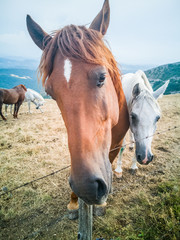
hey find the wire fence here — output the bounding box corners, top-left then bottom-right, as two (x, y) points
(0, 125), (179, 240)
(0, 125), (179, 198)
(110, 125), (179, 152)
(22, 213), (68, 240)
(0, 165), (71, 197)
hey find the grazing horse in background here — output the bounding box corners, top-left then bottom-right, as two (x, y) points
(114, 70), (169, 177)
(5, 88), (45, 114)
(26, 0), (130, 210)
(24, 88), (45, 113)
(0, 84), (27, 120)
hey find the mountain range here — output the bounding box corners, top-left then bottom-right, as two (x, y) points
(145, 62), (180, 94)
(0, 57), (179, 96)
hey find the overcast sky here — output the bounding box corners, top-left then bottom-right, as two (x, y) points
(0, 0), (179, 66)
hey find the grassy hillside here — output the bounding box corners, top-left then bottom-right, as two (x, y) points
(145, 62), (180, 94)
(0, 94), (179, 240)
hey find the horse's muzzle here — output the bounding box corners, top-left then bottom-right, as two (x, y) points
(137, 153), (154, 165)
(69, 175), (110, 205)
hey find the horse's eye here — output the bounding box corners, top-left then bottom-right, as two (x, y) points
(130, 113), (137, 122)
(97, 73), (106, 88)
(99, 73), (106, 81)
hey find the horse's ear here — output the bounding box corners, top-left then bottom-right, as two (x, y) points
(132, 83), (141, 98)
(89, 0), (110, 35)
(26, 15), (52, 50)
(153, 80), (169, 99)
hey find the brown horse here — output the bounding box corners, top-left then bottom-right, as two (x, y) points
(0, 84), (27, 120)
(26, 0), (129, 209)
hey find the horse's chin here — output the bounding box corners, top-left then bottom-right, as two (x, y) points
(141, 161), (150, 165)
(137, 158), (152, 165)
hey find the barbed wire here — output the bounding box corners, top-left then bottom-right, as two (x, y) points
(110, 125), (179, 153)
(0, 125), (179, 240)
(0, 165), (70, 197)
(22, 213), (68, 240)
(0, 125), (179, 198)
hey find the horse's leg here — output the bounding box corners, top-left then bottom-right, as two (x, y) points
(5, 104), (8, 117)
(114, 138), (126, 178)
(15, 102), (22, 118)
(67, 192), (79, 220)
(28, 101), (31, 113)
(93, 202), (107, 216)
(67, 192), (79, 210)
(129, 130), (135, 150)
(0, 103), (7, 121)
(109, 148), (120, 164)
(39, 107), (43, 113)
(130, 153), (138, 175)
(13, 104), (17, 118)
(10, 104), (13, 114)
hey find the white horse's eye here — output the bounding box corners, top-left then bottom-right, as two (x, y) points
(156, 116), (160, 122)
(130, 113), (137, 122)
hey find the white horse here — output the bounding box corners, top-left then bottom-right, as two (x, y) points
(114, 70), (169, 177)
(24, 88), (45, 113)
(5, 88), (45, 114)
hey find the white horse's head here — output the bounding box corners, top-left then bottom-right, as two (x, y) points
(36, 100), (45, 109)
(129, 80), (169, 165)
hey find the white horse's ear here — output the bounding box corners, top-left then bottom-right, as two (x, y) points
(153, 80), (169, 99)
(132, 83), (141, 98)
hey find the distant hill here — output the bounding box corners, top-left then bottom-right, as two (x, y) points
(145, 62), (180, 94)
(0, 57), (39, 70)
(0, 57), (179, 95)
(119, 63), (156, 75)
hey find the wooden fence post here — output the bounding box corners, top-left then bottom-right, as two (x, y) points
(78, 198), (93, 240)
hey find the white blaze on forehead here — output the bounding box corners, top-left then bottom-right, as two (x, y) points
(64, 59), (72, 82)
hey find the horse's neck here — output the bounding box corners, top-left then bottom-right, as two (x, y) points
(27, 90), (43, 101)
(110, 91), (129, 162)
(121, 74), (137, 105)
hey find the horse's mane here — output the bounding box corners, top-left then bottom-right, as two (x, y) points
(21, 84), (27, 91)
(38, 25), (123, 106)
(130, 89), (160, 114)
(14, 84), (27, 91)
(135, 70), (153, 92)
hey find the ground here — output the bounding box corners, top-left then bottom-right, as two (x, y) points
(0, 94), (179, 240)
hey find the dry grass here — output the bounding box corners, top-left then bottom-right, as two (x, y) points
(0, 94), (180, 240)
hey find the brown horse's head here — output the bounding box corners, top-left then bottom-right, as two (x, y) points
(27, 0), (123, 205)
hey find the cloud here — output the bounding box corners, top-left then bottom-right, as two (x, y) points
(0, 0), (179, 65)
(10, 74), (31, 80)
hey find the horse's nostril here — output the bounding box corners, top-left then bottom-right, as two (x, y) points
(96, 179), (107, 200)
(151, 155), (154, 161)
(137, 154), (141, 162)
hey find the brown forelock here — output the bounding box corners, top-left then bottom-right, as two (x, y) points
(38, 24), (123, 107)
